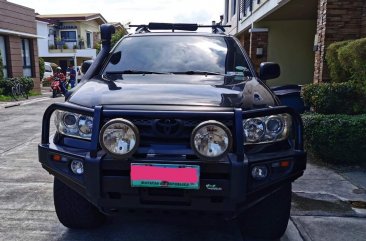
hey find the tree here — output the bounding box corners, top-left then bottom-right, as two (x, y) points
(111, 29), (127, 46)
(0, 50), (4, 80)
(39, 57), (45, 80)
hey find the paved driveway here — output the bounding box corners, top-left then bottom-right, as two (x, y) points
(0, 97), (365, 241)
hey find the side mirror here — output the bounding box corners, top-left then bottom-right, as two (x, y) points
(81, 60), (93, 74)
(259, 62), (280, 81)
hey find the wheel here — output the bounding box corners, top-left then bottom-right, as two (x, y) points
(11, 86), (18, 101)
(52, 89), (57, 98)
(53, 178), (106, 229)
(20, 85), (28, 99)
(236, 183), (292, 240)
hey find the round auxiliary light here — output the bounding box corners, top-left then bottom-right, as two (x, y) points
(70, 160), (84, 175)
(99, 119), (140, 159)
(243, 118), (265, 143)
(191, 120), (232, 160)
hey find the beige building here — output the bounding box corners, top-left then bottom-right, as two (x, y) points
(36, 13), (114, 71)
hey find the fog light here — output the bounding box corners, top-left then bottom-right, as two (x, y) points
(251, 165), (268, 180)
(70, 160), (84, 175)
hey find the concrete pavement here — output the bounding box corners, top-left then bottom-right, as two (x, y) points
(0, 97), (365, 241)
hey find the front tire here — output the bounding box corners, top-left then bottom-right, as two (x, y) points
(11, 86), (18, 101)
(53, 178), (106, 229)
(52, 89), (57, 98)
(237, 183), (292, 240)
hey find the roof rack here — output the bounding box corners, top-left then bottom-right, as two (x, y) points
(129, 22), (232, 34)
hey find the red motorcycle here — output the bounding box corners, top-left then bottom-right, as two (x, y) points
(50, 76), (65, 98)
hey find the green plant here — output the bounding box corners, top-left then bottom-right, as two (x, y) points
(0, 78), (13, 95)
(325, 40), (351, 83)
(73, 44), (78, 49)
(302, 113), (366, 164)
(39, 57), (45, 80)
(0, 50), (4, 80)
(302, 81), (366, 115)
(63, 44), (68, 49)
(18, 76), (34, 93)
(337, 38), (366, 82)
(1, 77), (34, 93)
(49, 45), (56, 50)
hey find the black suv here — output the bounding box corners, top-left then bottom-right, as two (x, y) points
(39, 23), (306, 240)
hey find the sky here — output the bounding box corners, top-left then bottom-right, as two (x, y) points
(8, 0), (224, 30)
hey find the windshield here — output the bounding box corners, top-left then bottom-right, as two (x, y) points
(103, 35), (252, 76)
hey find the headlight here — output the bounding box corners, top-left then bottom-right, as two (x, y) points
(99, 119), (140, 159)
(243, 114), (291, 144)
(191, 120), (232, 160)
(55, 110), (93, 140)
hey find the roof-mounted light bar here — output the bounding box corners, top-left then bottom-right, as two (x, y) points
(129, 22), (232, 33)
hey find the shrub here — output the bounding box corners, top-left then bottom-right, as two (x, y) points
(0, 77), (34, 95)
(18, 76), (34, 93)
(338, 38), (366, 82)
(302, 113), (366, 164)
(302, 81), (366, 115)
(0, 78), (13, 95)
(325, 40), (351, 83)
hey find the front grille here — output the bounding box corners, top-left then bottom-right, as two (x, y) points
(103, 118), (234, 147)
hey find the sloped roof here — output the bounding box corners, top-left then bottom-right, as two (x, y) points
(109, 22), (127, 32)
(37, 13), (107, 25)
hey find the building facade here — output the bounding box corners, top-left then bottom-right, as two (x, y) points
(36, 13), (108, 72)
(224, 0), (366, 85)
(0, 0), (40, 92)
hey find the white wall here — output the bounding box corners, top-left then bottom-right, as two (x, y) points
(36, 21), (49, 57)
(238, 0), (290, 33)
(223, 0), (238, 35)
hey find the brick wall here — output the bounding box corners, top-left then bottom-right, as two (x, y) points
(249, 30), (268, 71)
(362, 1), (366, 37)
(0, 0), (36, 35)
(0, 0), (40, 93)
(314, 0), (366, 83)
(237, 31), (250, 54)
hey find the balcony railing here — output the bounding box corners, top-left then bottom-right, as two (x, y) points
(239, 0), (262, 20)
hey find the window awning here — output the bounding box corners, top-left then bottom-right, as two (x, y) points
(0, 28), (45, 39)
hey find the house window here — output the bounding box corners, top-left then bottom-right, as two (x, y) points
(86, 32), (92, 48)
(21, 39), (33, 77)
(0, 36), (8, 78)
(60, 30), (77, 42)
(232, 0), (237, 16)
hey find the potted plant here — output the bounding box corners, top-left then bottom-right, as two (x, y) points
(55, 36), (64, 49)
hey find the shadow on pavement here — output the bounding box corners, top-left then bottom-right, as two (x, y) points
(47, 211), (278, 241)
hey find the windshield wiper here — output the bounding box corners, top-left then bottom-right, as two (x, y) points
(171, 70), (224, 76)
(105, 70), (171, 75)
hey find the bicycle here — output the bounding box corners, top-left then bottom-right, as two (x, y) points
(11, 79), (28, 101)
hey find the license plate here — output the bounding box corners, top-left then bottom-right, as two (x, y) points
(130, 163), (200, 190)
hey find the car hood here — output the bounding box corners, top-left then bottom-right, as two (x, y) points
(68, 75), (277, 109)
